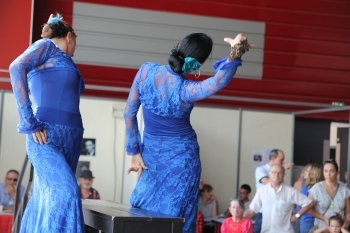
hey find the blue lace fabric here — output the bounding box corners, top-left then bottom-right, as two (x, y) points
(9, 38), (85, 233)
(124, 58), (242, 233)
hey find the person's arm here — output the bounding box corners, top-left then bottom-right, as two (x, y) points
(289, 188), (316, 222)
(260, 177), (270, 185)
(307, 193), (329, 226)
(244, 189), (261, 219)
(255, 166), (269, 185)
(341, 227), (350, 233)
(180, 34), (250, 104)
(211, 196), (218, 217)
(343, 196), (350, 229)
(180, 58), (241, 103)
(291, 200), (316, 222)
(243, 209), (256, 219)
(294, 180), (302, 192)
(123, 64), (145, 155)
(9, 39), (56, 134)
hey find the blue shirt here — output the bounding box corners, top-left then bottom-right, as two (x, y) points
(255, 164), (270, 190)
(300, 185), (314, 222)
(0, 183), (25, 207)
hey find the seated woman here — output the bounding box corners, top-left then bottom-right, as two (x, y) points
(198, 184), (218, 233)
(221, 198), (253, 233)
(314, 213), (349, 233)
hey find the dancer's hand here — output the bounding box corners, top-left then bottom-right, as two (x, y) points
(127, 153), (148, 179)
(224, 33), (255, 48)
(32, 129), (47, 145)
(224, 33), (255, 60)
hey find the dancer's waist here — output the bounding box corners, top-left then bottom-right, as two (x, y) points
(35, 107), (83, 128)
(143, 107), (193, 136)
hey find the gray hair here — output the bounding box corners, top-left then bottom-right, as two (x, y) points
(269, 149), (283, 160)
(229, 198), (245, 210)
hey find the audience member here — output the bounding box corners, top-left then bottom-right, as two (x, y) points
(196, 210), (204, 233)
(224, 184), (252, 217)
(308, 159), (350, 230)
(298, 163), (323, 233)
(314, 213), (349, 233)
(0, 169), (25, 211)
(245, 164), (315, 233)
(294, 165), (310, 192)
(198, 184), (218, 233)
(254, 149), (294, 233)
(79, 170), (100, 199)
(221, 198), (253, 233)
(292, 164), (310, 233)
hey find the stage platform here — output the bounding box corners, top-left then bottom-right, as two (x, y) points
(82, 199), (184, 233)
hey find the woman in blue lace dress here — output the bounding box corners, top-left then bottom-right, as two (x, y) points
(9, 14), (85, 233)
(124, 33), (251, 233)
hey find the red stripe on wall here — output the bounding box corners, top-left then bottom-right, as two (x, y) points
(76, 0), (350, 29)
(0, 0), (32, 74)
(264, 52), (350, 71)
(263, 66), (350, 85)
(265, 38), (350, 57)
(78, 64), (350, 103)
(266, 24), (350, 43)
(0, 73), (9, 78)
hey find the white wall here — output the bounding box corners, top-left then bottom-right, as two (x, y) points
(0, 92), (28, 183)
(192, 106), (240, 213)
(239, 110), (294, 196)
(0, 91), (294, 214)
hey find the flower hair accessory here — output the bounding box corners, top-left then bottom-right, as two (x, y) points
(182, 57), (201, 73)
(48, 13), (63, 24)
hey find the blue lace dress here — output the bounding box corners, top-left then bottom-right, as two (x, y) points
(124, 58), (242, 233)
(9, 38), (85, 233)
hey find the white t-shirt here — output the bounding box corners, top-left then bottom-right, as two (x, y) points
(249, 183), (312, 233)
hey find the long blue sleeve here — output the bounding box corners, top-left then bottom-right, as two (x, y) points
(124, 58), (242, 155)
(180, 58), (242, 103)
(123, 65), (145, 155)
(9, 39), (58, 133)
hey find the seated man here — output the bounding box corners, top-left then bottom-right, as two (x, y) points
(79, 170), (100, 199)
(224, 184), (252, 217)
(198, 184), (218, 233)
(0, 169), (25, 211)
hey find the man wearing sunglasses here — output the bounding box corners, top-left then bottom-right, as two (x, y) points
(0, 169), (25, 211)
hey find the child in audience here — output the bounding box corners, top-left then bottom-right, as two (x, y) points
(314, 213), (349, 233)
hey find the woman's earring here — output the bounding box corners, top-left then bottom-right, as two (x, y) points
(194, 69), (200, 78)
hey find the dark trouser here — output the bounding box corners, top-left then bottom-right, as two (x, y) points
(254, 212), (262, 233)
(203, 225), (215, 233)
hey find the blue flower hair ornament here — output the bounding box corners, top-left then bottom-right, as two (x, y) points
(182, 57), (201, 73)
(48, 13), (62, 24)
